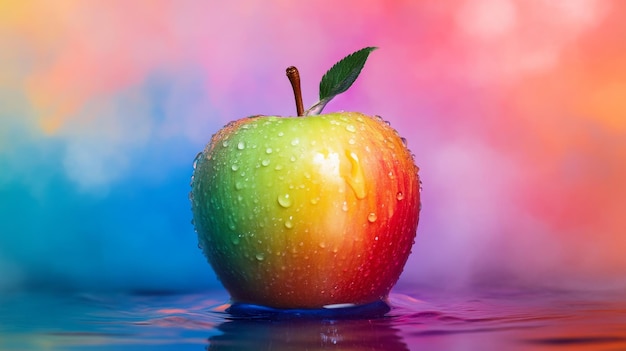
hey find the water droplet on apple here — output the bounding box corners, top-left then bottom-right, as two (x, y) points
(188, 192), (196, 205)
(228, 223), (236, 231)
(277, 193), (293, 208)
(290, 138), (300, 146)
(261, 159), (270, 166)
(396, 192), (404, 200)
(231, 164), (239, 171)
(231, 235), (240, 245)
(319, 242), (326, 249)
(342, 201), (349, 211)
(345, 124), (356, 133)
(310, 197), (319, 205)
(274, 164), (283, 171)
(222, 140), (229, 147)
(284, 219), (293, 229)
(277, 131), (284, 137)
(401, 137), (407, 147)
(255, 253), (265, 261)
(235, 181), (244, 190)
(368, 213), (377, 223)
(348, 138), (356, 145)
(237, 141), (245, 150)
(265, 147), (273, 154)
(344, 151), (367, 199)
(290, 155), (297, 162)
(193, 152), (202, 169)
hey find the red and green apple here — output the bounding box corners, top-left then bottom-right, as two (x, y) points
(190, 47), (420, 309)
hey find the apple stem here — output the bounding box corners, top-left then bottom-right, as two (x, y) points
(286, 66), (304, 116)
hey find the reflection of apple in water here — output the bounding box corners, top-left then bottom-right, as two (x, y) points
(207, 317), (409, 351)
(191, 47), (421, 309)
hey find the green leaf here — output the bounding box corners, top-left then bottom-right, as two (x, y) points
(305, 47), (377, 115)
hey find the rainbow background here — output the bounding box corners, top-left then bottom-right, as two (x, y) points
(2, 0), (625, 295)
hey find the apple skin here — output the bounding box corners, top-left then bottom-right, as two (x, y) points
(190, 111), (420, 309)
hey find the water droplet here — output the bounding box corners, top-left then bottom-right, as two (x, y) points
(290, 155), (297, 162)
(231, 235), (240, 245)
(265, 147), (273, 154)
(222, 140), (229, 147)
(231, 164), (239, 171)
(401, 137), (407, 146)
(193, 152), (202, 169)
(277, 193), (293, 208)
(277, 131), (284, 137)
(345, 124), (356, 133)
(255, 253), (265, 261)
(261, 159), (270, 166)
(319, 242), (326, 249)
(368, 213), (377, 223)
(290, 138), (300, 146)
(310, 197), (319, 205)
(235, 181), (244, 190)
(345, 151), (367, 199)
(275, 164), (283, 171)
(342, 202), (349, 211)
(284, 219), (293, 229)
(396, 192), (404, 200)
(237, 141), (245, 150)
(348, 138), (356, 145)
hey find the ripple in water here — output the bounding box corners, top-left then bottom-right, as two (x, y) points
(1, 289), (626, 350)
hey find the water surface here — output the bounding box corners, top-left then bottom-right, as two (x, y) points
(1, 288), (625, 350)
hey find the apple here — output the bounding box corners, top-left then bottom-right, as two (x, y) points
(190, 48), (420, 309)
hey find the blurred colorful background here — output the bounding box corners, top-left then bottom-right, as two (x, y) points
(2, 0), (625, 295)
